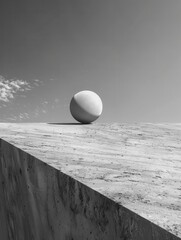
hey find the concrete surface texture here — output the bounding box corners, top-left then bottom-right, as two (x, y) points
(1, 139), (179, 240)
(0, 123), (180, 239)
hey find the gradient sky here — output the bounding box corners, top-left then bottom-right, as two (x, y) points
(1, 0), (181, 123)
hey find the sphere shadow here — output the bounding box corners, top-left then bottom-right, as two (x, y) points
(48, 122), (92, 125)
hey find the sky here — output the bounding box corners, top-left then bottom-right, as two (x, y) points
(1, 0), (181, 123)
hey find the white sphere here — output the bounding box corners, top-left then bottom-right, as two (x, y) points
(70, 90), (103, 123)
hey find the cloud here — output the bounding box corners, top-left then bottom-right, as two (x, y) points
(32, 79), (44, 87)
(19, 112), (30, 120)
(0, 75), (33, 102)
(0, 75), (57, 122)
(43, 101), (48, 105)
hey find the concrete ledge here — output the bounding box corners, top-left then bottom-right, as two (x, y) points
(0, 139), (179, 240)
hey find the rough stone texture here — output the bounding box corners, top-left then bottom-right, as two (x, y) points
(0, 139), (179, 240)
(0, 123), (180, 239)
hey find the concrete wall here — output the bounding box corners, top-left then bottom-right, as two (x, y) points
(0, 139), (179, 240)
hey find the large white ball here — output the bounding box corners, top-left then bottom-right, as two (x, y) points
(70, 90), (103, 123)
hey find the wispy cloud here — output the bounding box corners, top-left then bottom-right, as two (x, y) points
(0, 75), (33, 102)
(32, 79), (43, 87)
(0, 75), (60, 122)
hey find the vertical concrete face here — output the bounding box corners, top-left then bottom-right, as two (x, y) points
(0, 139), (180, 240)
